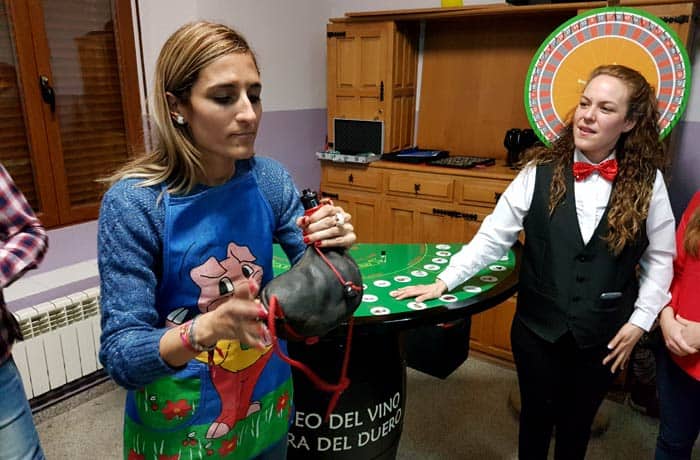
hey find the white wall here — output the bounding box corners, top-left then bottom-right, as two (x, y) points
(329, 0), (440, 18)
(137, 0), (328, 111)
(135, 0), (495, 113)
(137, 0), (197, 103)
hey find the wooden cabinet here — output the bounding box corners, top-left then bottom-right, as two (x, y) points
(320, 159), (518, 360)
(326, 21), (418, 153)
(470, 295), (518, 361)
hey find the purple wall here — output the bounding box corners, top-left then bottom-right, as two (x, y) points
(256, 108), (327, 191)
(668, 120), (700, 219)
(40, 221), (97, 273)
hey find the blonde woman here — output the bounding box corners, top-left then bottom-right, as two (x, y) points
(393, 65), (676, 460)
(98, 22), (354, 459)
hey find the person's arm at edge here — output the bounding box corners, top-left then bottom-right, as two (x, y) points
(0, 165), (48, 288)
(660, 191), (700, 355)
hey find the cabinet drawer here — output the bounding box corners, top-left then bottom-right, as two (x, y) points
(456, 177), (508, 206)
(324, 165), (382, 191)
(385, 171), (453, 201)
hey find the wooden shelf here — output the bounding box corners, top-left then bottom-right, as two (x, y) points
(334, 0), (698, 22)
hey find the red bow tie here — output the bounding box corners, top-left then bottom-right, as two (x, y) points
(573, 159), (618, 182)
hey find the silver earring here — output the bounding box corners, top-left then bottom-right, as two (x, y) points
(174, 114), (185, 125)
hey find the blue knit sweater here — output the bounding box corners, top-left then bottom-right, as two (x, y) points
(98, 157), (306, 389)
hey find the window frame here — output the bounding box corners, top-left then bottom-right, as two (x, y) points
(5, 0), (142, 227)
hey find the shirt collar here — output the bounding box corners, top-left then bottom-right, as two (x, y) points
(573, 148), (616, 165)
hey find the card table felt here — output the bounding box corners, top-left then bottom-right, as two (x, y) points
(272, 242), (521, 332)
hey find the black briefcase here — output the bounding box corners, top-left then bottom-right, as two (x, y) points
(402, 317), (472, 379)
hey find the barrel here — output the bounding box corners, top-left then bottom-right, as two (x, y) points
(287, 332), (406, 460)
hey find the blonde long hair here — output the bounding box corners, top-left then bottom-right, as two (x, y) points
(107, 21), (258, 195)
(521, 65), (666, 255)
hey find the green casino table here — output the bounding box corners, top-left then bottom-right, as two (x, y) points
(273, 242), (520, 331)
(277, 243), (520, 460)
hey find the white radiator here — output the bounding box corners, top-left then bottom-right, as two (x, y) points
(10, 287), (102, 399)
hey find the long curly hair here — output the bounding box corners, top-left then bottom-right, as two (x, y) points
(106, 21), (259, 195)
(521, 65), (666, 254)
(685, 207), (700, 258)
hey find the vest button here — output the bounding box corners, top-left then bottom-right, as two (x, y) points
(576, 254), (589, 262)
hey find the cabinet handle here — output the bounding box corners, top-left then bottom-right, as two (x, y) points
(494, 192), (502, 202)
(380, 81), (384, 102)
(659, 15), (689, 24)
(327, 31), (347, 38)
(348, 174), (354, 183)
(432, 208), (478, 221)
(39, 75), (56, 113)
(414, 183), (420, 194)
(322, 191), (339, 200)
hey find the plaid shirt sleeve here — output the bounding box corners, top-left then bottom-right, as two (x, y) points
(0, 164), (48, 289)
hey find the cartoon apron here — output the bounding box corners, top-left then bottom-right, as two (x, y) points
(123, 171), (293, 459)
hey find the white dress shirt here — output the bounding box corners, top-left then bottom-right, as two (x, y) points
(438, 150), (676, 332)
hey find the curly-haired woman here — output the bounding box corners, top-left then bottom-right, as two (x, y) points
(392, 64), (676, 460)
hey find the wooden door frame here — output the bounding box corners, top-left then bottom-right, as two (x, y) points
(22, 0), (142, 225)
(6, 0), (60, 227)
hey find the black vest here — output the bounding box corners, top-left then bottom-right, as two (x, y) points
(517, 164), (649, 348)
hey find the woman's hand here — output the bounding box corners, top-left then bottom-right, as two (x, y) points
(160, 280), (269, 367)
(297, 202), (356, 248)
(390, 279), (448, 303)
(602, 322), (644, 373)
(675, 314), (700, 352)
(195, 279), (270, 351)
(659, 307), (697, 356)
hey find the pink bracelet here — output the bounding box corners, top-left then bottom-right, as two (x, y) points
(179, 320), (198, 353)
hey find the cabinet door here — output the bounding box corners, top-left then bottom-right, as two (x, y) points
(382, 197), (489, 244)
(320, 188), (381, 243)
(387, 23), (419, 152)
(326, 22), (392, 138)
(385, 169), (454, 203)
(323, 163), (382, 192)
(470, 295), (516, 361)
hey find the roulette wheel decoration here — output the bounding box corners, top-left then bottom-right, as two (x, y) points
(525, 6), (691, 145)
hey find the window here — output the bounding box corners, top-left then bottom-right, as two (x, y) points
(0, 0), (141, 227)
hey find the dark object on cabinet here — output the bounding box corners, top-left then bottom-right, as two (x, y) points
(382, 147), (448, 164)
(504, 128), (538, 167)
